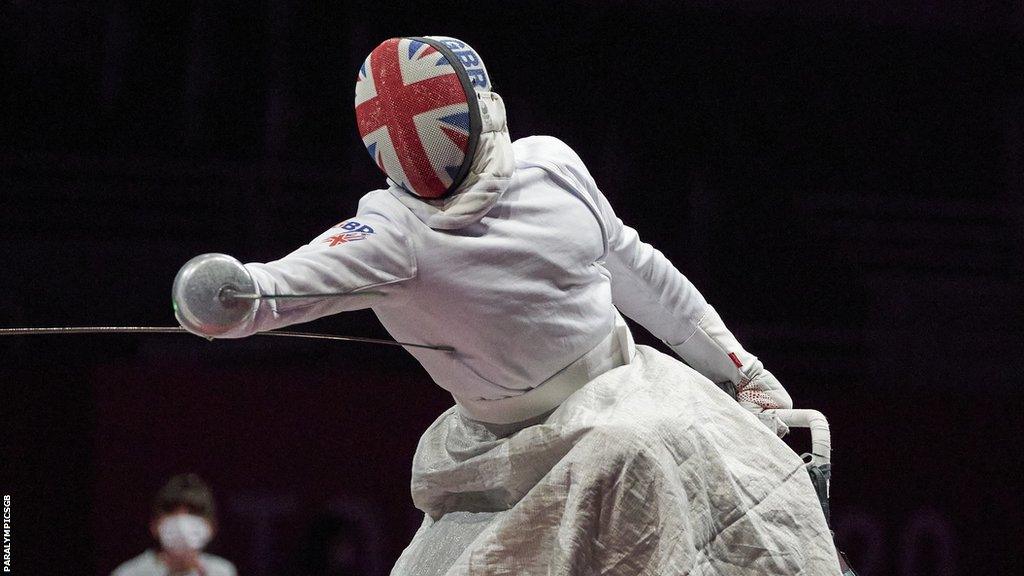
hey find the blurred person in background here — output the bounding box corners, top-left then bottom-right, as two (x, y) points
(110, 473), (237, 576)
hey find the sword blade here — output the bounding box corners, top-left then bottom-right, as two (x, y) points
(224, 291), (384, 301)
(0, 326), (454, 352)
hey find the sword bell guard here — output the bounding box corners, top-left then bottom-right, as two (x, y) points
(172, 253), (257, 337)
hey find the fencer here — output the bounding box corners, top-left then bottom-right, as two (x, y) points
(174, 36), (841, 575)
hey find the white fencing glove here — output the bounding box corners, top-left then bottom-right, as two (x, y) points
(669, 306), (793, 437)
(738, 368), (792, 437)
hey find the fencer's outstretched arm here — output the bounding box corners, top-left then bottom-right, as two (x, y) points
(175, 201), (416, 339)
(548, 141), (792, 415)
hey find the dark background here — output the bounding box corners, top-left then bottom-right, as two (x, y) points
(2, 1), (1022, 575)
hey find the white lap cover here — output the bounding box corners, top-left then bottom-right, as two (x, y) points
(392, 346), (840, 575)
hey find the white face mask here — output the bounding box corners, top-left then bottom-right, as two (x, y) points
(157, 514), (212, 552)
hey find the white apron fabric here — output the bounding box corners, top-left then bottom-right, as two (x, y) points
(392, 345), (840, 576)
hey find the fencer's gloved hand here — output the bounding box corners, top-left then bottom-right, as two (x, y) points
(172, 253), (257, 338)
(669, 306), (794, 437)
(737, 366), (792, 437)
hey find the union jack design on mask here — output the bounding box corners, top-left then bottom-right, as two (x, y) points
(355, 37), (480, 199)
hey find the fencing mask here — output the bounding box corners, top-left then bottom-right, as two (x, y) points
(354, 36), (497, 199)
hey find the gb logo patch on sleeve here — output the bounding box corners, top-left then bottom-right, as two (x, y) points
(324, 220), (376, 246)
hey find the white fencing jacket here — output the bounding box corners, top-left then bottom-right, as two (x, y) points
(227, 136), (757, 410)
